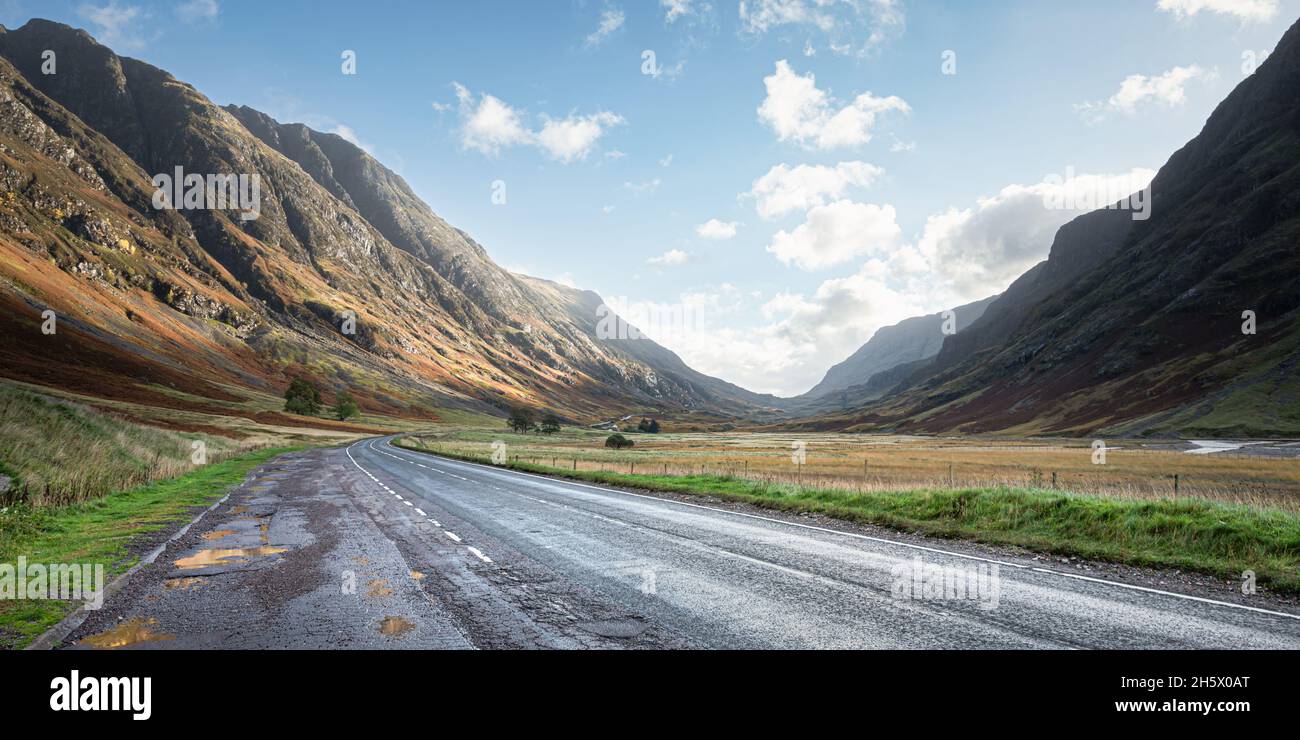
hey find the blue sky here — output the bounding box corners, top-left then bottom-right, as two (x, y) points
(3, 0), (1296, 395)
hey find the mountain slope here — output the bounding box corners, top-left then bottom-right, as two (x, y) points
(0, 19), (766, 425)
(817, 17), (1300, 437)
(801, 295), (997, 401)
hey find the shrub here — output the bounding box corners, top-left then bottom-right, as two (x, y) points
(605, 434), (634, 449)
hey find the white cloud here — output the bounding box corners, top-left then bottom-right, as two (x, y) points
(452, 82), (623, 162)
(766, 200), (901, 270)
(454, 83), (531, 156)
(623, 178), (662, 195)
(758, 60), (909, 150)
(1157, 0), (1278, 22)
(740, 0), (904, 55)
(537, 111), (626, 162)
(749, 160), (884, 219)
(642, 168), (1159, 396)
(176, 0), (218, 23)
(77, 1), (147, 51)
(648, 248), (691, 266)
(1077, 65), (1208, 123)
(662, 0), (696, 22)
(916, 169), (1157, 303)
(696, 219), (739, 239)
(659, 154), (674, 167)
(586, 8), (625, 46)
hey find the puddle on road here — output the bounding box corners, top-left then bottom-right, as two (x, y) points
(174, 546), (288, 570)
(80, 618), (176, 649)
(163, 577), (207, 591)
(202, 529), (238, 541)
(366, 578), (393, 598)
(378, 616), (414, 637)
(579, 619), (649, 639)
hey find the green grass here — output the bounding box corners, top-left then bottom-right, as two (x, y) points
(395, 439), (1300, 594)
(0, 381), (258, 505)
(0, 446), (298, 648)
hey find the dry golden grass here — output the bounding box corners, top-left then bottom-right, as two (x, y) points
(0, 384), (264, 505)
(410, 428), (1300, 512)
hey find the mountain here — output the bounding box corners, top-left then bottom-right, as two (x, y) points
(809, 17), (1300, 437)
(0, 19), (772, 425)
(800, 295), (997, 401)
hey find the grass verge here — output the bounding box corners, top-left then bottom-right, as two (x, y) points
(0, 446), (298, 649)
(395, 439), (1300, 594)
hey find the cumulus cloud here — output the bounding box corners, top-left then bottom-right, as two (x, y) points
(766, 200), (902, 270)
(696, 219), (739, 239)
(749, 160), (884, 219)
(758, 60), (909, 150)
(648, 248), (691, 266)
(586, 8), (625, 46)
(716, 168), (1154, 392)
(1157, 0), (1278, 22)
(916, 169), (1157, 303)
(740, 0), (904, 55)
(537, 112), (626, 162)
(452, 83), (623, 162)
(1076, 65), (1208, 123)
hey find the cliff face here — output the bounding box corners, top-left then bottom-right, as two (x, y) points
(0, 19), (770, 422)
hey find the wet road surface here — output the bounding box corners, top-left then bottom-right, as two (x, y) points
(68, 437), (1300, 649)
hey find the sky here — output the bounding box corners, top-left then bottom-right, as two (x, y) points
(2, 0), (1296, 396)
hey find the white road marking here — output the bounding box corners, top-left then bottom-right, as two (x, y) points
(415, 508), (426, 516)
(428, 519), (441, 527)
(445, 531), (462, 543)
(404, 501), (414, 507)
(467, 547), (493, 563)
(376, 437), (1300, 623)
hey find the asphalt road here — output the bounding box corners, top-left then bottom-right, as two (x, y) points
(67, 436), (1300, 649)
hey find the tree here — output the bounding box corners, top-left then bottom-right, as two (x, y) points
(284, 377), (322, 416)
(333, 390), (359, 421)
(507, 407), (536, 434)
(605, 433), (634, 449)
(540, 413), (562, 435)
(637, 418), (661, 434)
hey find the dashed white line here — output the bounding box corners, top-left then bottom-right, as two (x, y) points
(415, 508), (426, 516)
(467, 547), (493, 563)
(444, 531), (462, 543)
